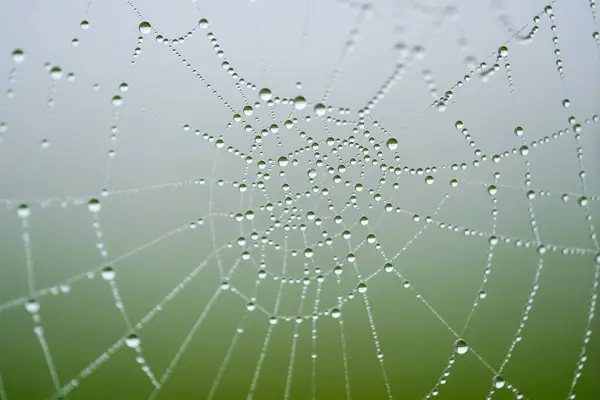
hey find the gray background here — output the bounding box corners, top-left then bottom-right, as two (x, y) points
(0, 0), (599, 399)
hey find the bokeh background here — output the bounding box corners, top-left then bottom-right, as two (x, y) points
(0, 0), (599, 399)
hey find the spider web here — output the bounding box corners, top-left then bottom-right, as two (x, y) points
(0, 0), (599, 399)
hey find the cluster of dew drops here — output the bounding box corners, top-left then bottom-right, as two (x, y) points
(10, 7), (600, 326)
(6, 5), (600, 398)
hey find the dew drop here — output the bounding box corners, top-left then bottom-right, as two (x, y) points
(88, 198), (101, 213)
(294, 96), (307, 110)
(259, 88), (272, 101)
(493, 375), (506, 389)
(562, 98), (570, 108)
(514, 126), (524, 137)
(80, 20), (90, 30)
(425, 175), (434, 185)
(101, 266), (115, 281)
(488, 185), (498, 196)
(277, 156), (289, 167)
(112, 95), (123, 107)
(125, 333), (141, 348)
(455, 339), (469, 355)
(386, 138), (398, 151)
(17, 203), (31, 218)
(357, 282), (367, 293)
(537, 245), (547, 255)
(50, 66), (63, 80)
(314, 103), (326, 117)
(199, 18), (209, 29)
(25, 299), (40, 314)
(139, 21), (152, 34)
(12, 49), (25, 63)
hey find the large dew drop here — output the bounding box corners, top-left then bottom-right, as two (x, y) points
(357, 282), (367, 293)
(125, 333), (141, 348)
(514, 126), (524, 137)
(17, 203), (31, 218)
(455, 339), (468, 355)
(25, 299), (40, 314)
(493, 375), (505, 389)
(12, 49), (25, 63)
(314, 103), (326, 117)
(139, 21), (152, 34)
(277, 156), (289, 167)
(112, 95), (123, 107)
(88, 198), (101, 213)
(386, 138), (398, 151)
(101, 266), (115, 281)
(294, 96), (307, 110)
(259, 88), (272, 102)
(303, 248), (314, 258)
(50, 66), (63, 80)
